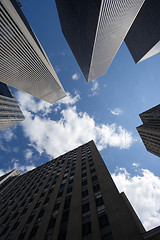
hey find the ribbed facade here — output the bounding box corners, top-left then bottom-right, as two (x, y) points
(0, 82), (24, 129)
(0, 0), (66, 103)
(137, 105), (160, 157)
(125, 0), (160, 63)
(55, 0), (145, 82)
(0, 141), (146, 240)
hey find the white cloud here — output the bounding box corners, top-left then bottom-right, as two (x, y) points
(13, 161), (35, 172)
(16, 90), (80, 115)
(0, 159), (35, 177)
(55, 66), (61, 73)
(110, 108), (123, 116)
(89, 80), (99, 96)
(16, 90), (52, 115)
(13, 147), (19, 153)
(0, 169), (6, 177)
(17, 91), (134, 158)
(56, 91), (80, 106)
(72, 73), (80, 80)
(112, 168), (160, 230)
(132, 162), (139, 167)
(24, 149), (33, 160)
(1, 128), (14, 142)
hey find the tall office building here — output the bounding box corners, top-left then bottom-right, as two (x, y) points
(125, 0), (160, 63)
(0, 82), (25, 129)
(55, 0), (145, 82)
(1, 140), (160, 240)
(137, 104), (160, 157)
(0, 0), (66, 103)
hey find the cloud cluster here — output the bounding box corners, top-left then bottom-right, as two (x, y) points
(0, 159), (35, 176)
(132, 162), (139, 167)
(89, 80), (99, 96)
(17, 91), (80, 115)
(24, 149), (33, 160)
(16, 91), (134, 158)
(72, 73), (80, 80)
(112, 168), (160, 230)
(110, 107), (123, 116)
(88, 80), (99, 97)
(1, 128), (14, 142)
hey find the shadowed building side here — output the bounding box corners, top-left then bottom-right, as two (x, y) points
(0, 0), (66, 104)
(125, 0), (160, 63)
(0, 82), (25, 129)
(55, 0), (145, 82)
(137, 104), (160, 157)
(0, 141), (151, 240)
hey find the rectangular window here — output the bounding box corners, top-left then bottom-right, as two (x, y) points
(82, 222), (91, 236)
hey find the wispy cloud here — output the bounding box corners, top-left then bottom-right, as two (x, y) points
(132, 162), (139, 167)
(55, 65), (61, 73)
(56, 91), (80, 106)
(16, 91), (80, 116)
(0, 159), (35, 176)
(60, 49), (71, 56)
(17, 91), (134, 158)
(72, 73), (80, 80)
(0, 128), (15, 153)
(110, 108), (123, 116)
(89, 80), (99, 96)
(24, 149), (33, 160)
(1, 128), (14, 142)
(112, 168), (160, 230)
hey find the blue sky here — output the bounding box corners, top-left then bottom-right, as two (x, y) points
(1, 0), (160, 231)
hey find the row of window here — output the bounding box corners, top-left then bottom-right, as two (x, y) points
(0, 157), (67, 238)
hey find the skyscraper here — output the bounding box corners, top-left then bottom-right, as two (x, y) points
(55, 0), (145, 82)
(0, 0), (66, 103)
(137, 104), (160, 157)
(125, 0), (160, 63)
(0, 82), (24, 129)
(1, 140), (160, 240)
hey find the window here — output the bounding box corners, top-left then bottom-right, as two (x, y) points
(68, 183), (73, 188)
(82, 185), (88, 191)
(82, 211), (90, 219)
(82, 190), (88, 198)
(82, 222), (91, 236)
(44, 197), (50, 205)
(97, 204), (105, 214)
(92, 175), (97, 181)
(93, 184), (100, 193)
(38, 209), (45, 218)
(82, 166), (86, 171)
(69, 175), (74, 181)
(58, 222), (67, 240)
(99, 214), (109, 228)
(96, 197), (104, 206)
(61, 210), (69, 222)
(90, 168), (95, 174)
(82, 203), (90, 213)
(94, 191), (102, 199)
(69, 178), (74, 184)
(82, 180), (87, 187)
(54, 203), (60, 210)
(64, 198), (71, 211)
(92, 179), (99, 186)
(82, 172), (87, 178)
